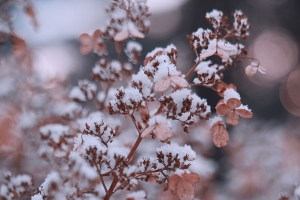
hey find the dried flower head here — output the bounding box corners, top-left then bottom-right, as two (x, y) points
(168, 170), (200, 200)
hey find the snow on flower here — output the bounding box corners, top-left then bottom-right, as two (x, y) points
(69, 79), (97, 101)
(131, 68), (153, 98)
(206, 9), (223, 29)
(114, 21), (145, 41)
(216, 94), (252, 126)
(156, 143), (196, 163)
(223, 88), (240, 103)
(200, 39), (237, 61)
(193, 60), (224, 87)
(154, 71), (189, 93)
(160, 88), (211, 127)
(39, 124), (70, 143)
(108, 86), (144, 114)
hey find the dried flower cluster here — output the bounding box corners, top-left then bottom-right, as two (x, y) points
(0, 0), (265, 200)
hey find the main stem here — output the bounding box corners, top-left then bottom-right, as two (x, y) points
(103, 114), (143, 199)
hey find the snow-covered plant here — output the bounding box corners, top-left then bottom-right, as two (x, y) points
(0, 1), (265, 200)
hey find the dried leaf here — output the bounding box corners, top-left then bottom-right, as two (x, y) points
(226, 111), (239, 126)
(154, 77), (171, 93)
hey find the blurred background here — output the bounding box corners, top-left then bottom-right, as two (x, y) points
(1, 0), (300, 199)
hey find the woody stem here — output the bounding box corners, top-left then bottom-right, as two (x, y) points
(184, 60), (201, 80)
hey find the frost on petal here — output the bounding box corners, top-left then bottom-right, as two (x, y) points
(236, 105), (253, 118)
(209, 116), (223, 127)
(258, 65), (266, 74)
(182, 173), (200, 183)
(200, 48), (216, 60)
(154, 77), (171, 93)
(176, 179), (195, 200)
(141, 125), (156, 138)
(236, 109), (253, 118)
(154, 122), (173, 142)
(224, 88), (240, 103)
(245, 64), (258, 77)
(114, 30), (129, 42)
(170, 76), (189, 88)
(226, 111), (239, 126)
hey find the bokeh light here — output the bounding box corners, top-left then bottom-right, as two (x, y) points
(280, 69), (300, 117)
(249, 28), (298, 86)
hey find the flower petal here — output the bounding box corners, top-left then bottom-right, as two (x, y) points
(154, 122), (173, 142)
(216, 104), (231, 116)
(80, 45), (93, 55)
(79, 34), (93, 54)
(227, 98), (241, 109)
(168, 174), (181, 194)
(141, 125), (156, 138)
(182, 173), (200, 183)
(212, 127), (229, 148)
(129, 29), (145, 39)
(210, 121), (226, 133)
(258, 65), (266, 74)
(154, 77), (171, 93)
(236, 109), (253, 118)
(176, 179), (195, 200)
(170, 76), (189, 88)
(93, 29), (102, 39)
(217, 48), (229, 60)
(114, 30), (129, 42)
(200, 48), (216, 60)
(226, 111), (239, 126)
(79, 33), (92, 45)
(245, 64), (258, 77)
